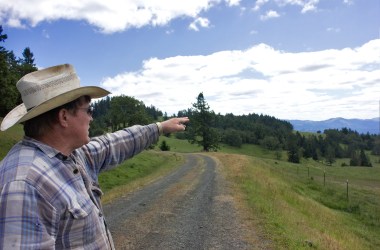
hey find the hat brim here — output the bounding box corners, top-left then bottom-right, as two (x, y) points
(1, 86), (110, 131)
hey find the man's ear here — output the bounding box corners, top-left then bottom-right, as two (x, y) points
(57, 108), (69, 128)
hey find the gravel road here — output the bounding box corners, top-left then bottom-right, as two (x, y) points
(103, 153), (261, 250)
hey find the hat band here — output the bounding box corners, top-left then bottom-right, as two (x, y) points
(20, 73), (79, 109)
(20, 73), (77, 97)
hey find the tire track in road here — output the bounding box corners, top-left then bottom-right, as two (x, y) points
(103, 153), (252, 249)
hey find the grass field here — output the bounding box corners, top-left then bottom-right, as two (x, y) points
(1, 127), (379, 249)
(214, 153), (380, 249)
(156, 136), (380, 249)
(0, 122), (24, 159)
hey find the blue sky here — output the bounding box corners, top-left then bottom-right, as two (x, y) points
(1, 0), (379, 120)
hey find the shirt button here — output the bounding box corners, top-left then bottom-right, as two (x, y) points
(73, 169), (79, 174)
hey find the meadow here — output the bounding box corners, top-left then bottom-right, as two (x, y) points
(1, 126), (379, 249)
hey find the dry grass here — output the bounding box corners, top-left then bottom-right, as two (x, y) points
(210, 152), (379, 250)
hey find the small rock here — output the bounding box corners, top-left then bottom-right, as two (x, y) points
(304, 240), (313, 247)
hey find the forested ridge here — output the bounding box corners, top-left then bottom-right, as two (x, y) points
(91, 93), (379, 167)
(1, 26), (379, 166)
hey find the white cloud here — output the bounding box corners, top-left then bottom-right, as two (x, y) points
(6, 18), (25, 28)
(225, 0), (241, 6)
(260, 10), (280, 21)
(250, 30), (258, 35)
(0, 0), (326, 32)
(165, 29), (174, 35)
(343, 0), (354, 5)
(253, 0), (270, 11)
(189, 17), (211, 31)
(101, 39), (380, 120)
(300, 0), (319, 13)
(42, 29), (50, 39)
(0, 0), (226, 33)
(327, 27), (341, 33)
(254, 0), (320, 14)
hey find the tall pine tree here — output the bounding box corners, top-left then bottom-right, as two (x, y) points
(0, 26), (37, 117)
(187, 92), (219, 151)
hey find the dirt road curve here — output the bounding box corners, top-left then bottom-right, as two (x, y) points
(103, 153), (261, 250)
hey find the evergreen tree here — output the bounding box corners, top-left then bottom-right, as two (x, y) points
(259, 136), (280, 150)
(371, 137), (380, 156)
(0, 27), (37, 117)
(145, 105), (163, 120)
(0, 26), (18, 116)
(109, 95), (150, 131)
(18, 47), (37, 79)
(349, 151), (360, 166)
(159, 140), (170, 151)
(223, 129), (242, 147)
(0, 26), (6, 43)
(325, 144), (336, 164)
(359, 149), (372, 167)
(188, 92), (219, 151)
(287, 134), (300, 163)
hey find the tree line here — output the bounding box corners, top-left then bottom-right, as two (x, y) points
(90, 95), (163, 135)
(0, 26), (37, 117)
(286, 128), (375, 167)
(1, 26), (378, 167)
(92, 93), (379, 167)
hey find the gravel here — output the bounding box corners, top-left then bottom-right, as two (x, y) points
(103, 153), (264, 250)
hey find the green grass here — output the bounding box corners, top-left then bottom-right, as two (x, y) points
(157, 135), (202, 152)
(217, 153), (380, 249)
(0, 120), (24, 159)
(98, 151), (180, 192)
(99, 150), (185, 203)
(219, 143), (285, 159)
(160, 137), (380, 248)
(158, 135), (285, 159)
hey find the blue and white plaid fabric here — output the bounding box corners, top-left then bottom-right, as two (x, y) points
(0, 124), (159, 249)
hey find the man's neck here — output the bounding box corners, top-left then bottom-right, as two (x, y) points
(37, 130), (73, 157)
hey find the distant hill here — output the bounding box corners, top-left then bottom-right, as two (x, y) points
(288, 117), (379, 135)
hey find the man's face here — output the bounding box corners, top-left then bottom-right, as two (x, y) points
(66, 101), (93, 148)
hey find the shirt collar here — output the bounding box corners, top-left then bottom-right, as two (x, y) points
(22, 136), (68, 160)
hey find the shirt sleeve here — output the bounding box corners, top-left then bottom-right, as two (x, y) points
(0, 180), (57, 249)
(80, 123), (160, 174)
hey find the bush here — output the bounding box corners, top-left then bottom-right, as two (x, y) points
(90, 128), (105, 137)
(222, 129), (242, 147)
(159, 140), (170, 151)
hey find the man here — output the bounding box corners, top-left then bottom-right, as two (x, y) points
(0, 64), (189, 249)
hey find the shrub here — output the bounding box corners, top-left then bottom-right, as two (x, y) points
(159, 140), (170, 151)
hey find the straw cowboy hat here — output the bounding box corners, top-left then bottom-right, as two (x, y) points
(0, 64), (110, 131)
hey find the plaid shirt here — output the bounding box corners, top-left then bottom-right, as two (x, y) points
(0, 124), (159, 249)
